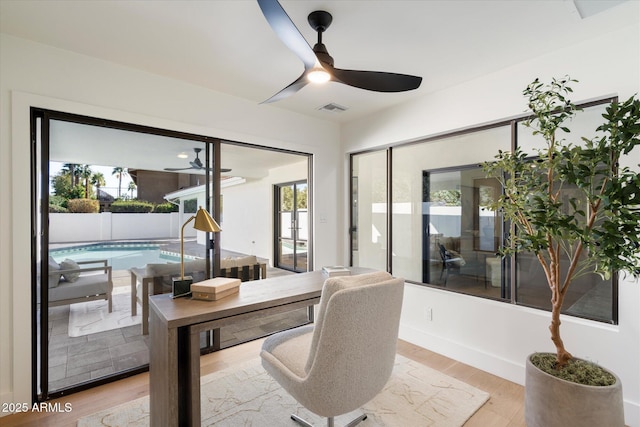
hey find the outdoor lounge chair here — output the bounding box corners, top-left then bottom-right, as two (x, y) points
(48, 257), (113, 312)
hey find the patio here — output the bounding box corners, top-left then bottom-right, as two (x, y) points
(46, 246), (306, 393)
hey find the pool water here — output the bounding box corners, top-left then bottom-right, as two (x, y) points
(50, 242), (187, 270)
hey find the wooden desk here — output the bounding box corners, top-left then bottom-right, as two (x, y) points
(148, 268), (371, 426)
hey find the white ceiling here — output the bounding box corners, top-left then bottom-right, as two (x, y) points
(48, 120), (306, 179)
(1, 0), (635, 177)
(1, 0), (635, 124)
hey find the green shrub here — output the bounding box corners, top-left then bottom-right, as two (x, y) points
(67, 198), (99, 213)
(154, 202), (179, 213)
(110, 200), (154, 213)
(49, 204), (68, 213)
(49, 195), (67, 209)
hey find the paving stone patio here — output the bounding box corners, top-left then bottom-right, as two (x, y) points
(46, 262), (306, 393)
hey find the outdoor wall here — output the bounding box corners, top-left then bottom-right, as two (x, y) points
(0, 34), (342, 412)
(342, 18), (640, 427)
(48, 212), (196, 243)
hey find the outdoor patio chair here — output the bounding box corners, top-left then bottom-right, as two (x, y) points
(48, 257), (113, 312)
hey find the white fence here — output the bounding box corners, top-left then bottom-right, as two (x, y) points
(49, 212), (197, 243)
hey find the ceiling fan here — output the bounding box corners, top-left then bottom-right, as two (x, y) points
(257, 0), (422, 103)
(164, 148), (231, 173)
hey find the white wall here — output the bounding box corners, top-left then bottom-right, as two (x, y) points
(0, 34), (342, 411)
(49, 212), (187, 242)
(342, 21), (640, 426)
(2, 5), (639, 425)
(220, 160), (308, 263)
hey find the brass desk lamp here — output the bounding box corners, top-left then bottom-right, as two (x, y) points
(172, 206), (221, 298)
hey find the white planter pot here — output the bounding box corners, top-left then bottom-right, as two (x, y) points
(524, 353), (624, 427)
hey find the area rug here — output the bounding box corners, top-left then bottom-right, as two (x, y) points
(77, 355), (489, 426)
(68, 287), (141, 337)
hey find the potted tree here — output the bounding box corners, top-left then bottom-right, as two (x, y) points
(483, 77), (640, 427)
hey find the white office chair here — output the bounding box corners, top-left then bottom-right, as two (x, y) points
(260, 271), (404, 427)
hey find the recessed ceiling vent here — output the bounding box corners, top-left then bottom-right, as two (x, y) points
(318, 103), (349, 113)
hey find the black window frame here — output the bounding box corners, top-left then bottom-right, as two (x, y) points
(348, 96), (619, 325)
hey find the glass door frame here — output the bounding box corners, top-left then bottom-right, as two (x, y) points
(31, 107), (220, 401)
(274, 180), (309, 273)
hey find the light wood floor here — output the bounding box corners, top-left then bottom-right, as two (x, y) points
(1, 339), (526, 427)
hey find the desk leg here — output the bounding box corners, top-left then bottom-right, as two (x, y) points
(187, 326), (202, 426)
(149, 308), (179, 427)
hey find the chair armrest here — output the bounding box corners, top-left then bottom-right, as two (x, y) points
(57, 265), (112, 278)
(76, 259), (108, 267)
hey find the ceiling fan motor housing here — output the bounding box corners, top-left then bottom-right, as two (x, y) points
(257, 0), (422, 102)
(309, 11), (335, 66)
(308, 10), (332, 33)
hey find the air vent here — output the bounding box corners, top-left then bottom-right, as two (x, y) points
(317, 103), (349, 113)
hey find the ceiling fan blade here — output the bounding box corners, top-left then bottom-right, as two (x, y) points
(165, 166), (232, 173)
(261, 71), (309, 104)
(330, 66), (422, 92)
(166, 146), (232, 172)
(257, 0), (317, 70)
(200, 167), (233, 173)
(164, 167), (195, 171)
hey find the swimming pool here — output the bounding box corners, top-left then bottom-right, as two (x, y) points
(49, 242), (194, 270)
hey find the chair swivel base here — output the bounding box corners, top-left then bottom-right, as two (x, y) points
(291, 413), (368, 427)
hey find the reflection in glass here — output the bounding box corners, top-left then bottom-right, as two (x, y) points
(516, 253), (613, 322)
(351, 100), (616, 323)
(423, 166), (505, 298)
(389, 125), (511, 289)
(513, 181), (614, 322)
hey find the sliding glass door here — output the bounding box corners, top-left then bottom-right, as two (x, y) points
(32, 109), (315, 402)
(32, 109), (218, 400)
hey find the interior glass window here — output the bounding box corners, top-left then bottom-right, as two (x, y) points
(352, 99), (617, 323)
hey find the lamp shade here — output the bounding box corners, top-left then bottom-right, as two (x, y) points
(193, 206), (221, 233)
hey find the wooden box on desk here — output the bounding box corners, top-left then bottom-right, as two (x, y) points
(191, 277), (241, 301)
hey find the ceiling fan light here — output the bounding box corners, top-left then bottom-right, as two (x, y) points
(308, 68), (330, 84)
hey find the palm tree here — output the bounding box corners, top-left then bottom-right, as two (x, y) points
(91, 172), (106, 199)
(127, 181), (137, 199)
(78, 165), (93, 198)
(112, 167), (128, 199)
(62, 163), (80, 186)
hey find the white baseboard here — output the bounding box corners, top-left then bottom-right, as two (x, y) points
(1, 391), (14, 417)
(399, 322), (525, 385)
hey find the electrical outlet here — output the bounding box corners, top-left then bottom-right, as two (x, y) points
(425, 307), (433, 321)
